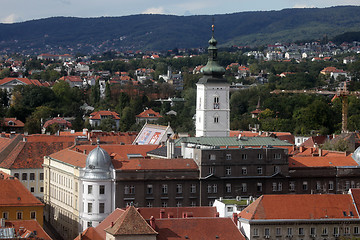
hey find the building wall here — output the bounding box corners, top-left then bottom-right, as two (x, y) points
(10, 168), (44, 199)
(242, 221), (360, 240)
(43, 156), (81, 240)
(0, 206), (43, 226)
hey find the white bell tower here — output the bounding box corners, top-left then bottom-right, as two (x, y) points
(196, 25), (230, 137)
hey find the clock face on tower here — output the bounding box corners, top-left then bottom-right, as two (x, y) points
(214, 103), (219, 109)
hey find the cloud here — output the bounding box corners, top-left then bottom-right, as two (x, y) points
(1, 14), (20, 23)
(142, 7), (166, 14)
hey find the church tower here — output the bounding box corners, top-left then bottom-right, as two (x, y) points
(196, 25), (230, 137)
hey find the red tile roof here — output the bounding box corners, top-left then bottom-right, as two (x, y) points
(5, 220), (52, 240)
(0, 172), (44, 207)
(289, 150), (357, 167)
(74, 227), (102, 240)
(136, 108), (162, 119)
(48, 148), (87, 168)
(74, 144), (159, 160)
(92, 208), (125, 239)
(1, 118), (25, 128)
(43, 117), (72, 129)
(0, 135), (75, 169)
(89, 110), (120, 120)
(111, 157), (198, 171)
(239, 194), (358, 220)
(105, 206), (157, 236)
(154, 218), (245, 240)
(59, 76), (82, 82)
(137, 206), (217, 220)
(0, 78), (43, 87)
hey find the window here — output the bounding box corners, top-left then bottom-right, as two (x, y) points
(209, 167), (214, 174)
(147, 184), (153, 194)
(30, 187), (34, 193)
(2, 212), (8, 220)
(257, 153), (263, 159)
(289, 181), (295, 191)
(351, 181), (356, 188)
(264, 228), (270, 237)
(242, 154), (247, 160)
(257, 183), (262, 192)
(302, 181), (308, 190)
(39, 173), (44, 181)
(272, 182), (278, 191)
(214, 96), (219, 109)
(40, 187), (44, 192)
(30, 211), (36, 219)
(253, 228), (259, 236)
(214, 116), (219, 123)
(191, 201), (196, 207)
(209, 154), (216, 160)
(176, 201), (182, 207)
(88, 185), (93, 194)
(242, 183), (247, 192)
(147, 201), (153, 208)
(213, 184), (218, 193)
(298, 227), (304, 236)
(278, 182), (282, 191)
(130, 186), (135, 194)
(242, 167), (247, 175)
(176, 184), (182, 194)
(346, 181), (350, 190)
(87, 222), (92, 227)
(227, 206), (233, 212)
(226, 183), (231, 193)
(30, 173), (35, 180)
(316, 181), (321, 190)
(17, 212), (23, 220)
(287, 228), (293, 236)
(310, 227), (316, 236)
(344, 226), (350, 235)
(276, 227), (281, 236)
(208, 200), (214, 206)
(207, 184), (212, 193)
(274, 153), (281, 159)
(14, 173), (19, 179)
(99, 185), (105, 194)
(354, 226), (359, 235)
(274, 166), (280, 173)
(99, 203), (105, 214)
(257, 167), (263, 175)
(322, 227), (328, 236)
(162, 184), (168, 194)
(225, 167), (231, 175)
(22, 173), (27, 181)
(226, 154), (232, 160)
(190, 184), (196, 193)
(88, 203), (92, 213)
(162, 201), (168, 207)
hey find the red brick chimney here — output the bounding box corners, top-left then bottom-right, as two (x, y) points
(215, 212), (219, 217)
(232, 213), (238, 225)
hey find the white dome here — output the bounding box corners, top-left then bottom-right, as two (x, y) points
(352, 146), (360, 165)
(82, 146), (113, 179)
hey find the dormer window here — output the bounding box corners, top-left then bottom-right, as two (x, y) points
(8, 121), (14, 126)
(148, 113), (155, 117)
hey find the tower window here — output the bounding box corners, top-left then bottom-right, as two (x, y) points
(214, 96), (219, 109)
(214, 116), (219, 123)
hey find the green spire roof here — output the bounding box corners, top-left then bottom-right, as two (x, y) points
(200, 25), (225, 77)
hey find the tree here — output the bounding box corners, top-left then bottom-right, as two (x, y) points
(99, 118), (116, 131)
(119, 106), (135, 131)
(90, 80), (101, 106)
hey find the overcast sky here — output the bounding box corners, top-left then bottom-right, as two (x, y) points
(1, 0), (360, 24)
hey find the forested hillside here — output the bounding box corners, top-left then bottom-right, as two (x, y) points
(0, 6), (360, 53)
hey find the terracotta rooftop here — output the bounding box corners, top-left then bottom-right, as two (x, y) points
(1, 118), (25, 128)
(89, 110), (120, 120)
(300, 135), (331, 148)
(43, 117), (72, 129)
(137, 206), (218, 220)
(0, 78), (43, 87)
(239, 194), (358, 220)
(74, 227), (102, 240)
(0, 172), (44, 207)
(154, 217), (245, 240)
(105, 206), (157, 236)
(48, 148), (87, 168)
(136, 108), (162, 119)
(4, 220), (52, 240)
(289, 149), (358, 167)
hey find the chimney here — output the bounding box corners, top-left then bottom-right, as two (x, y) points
(319, 148), (322, 157)
(111, 222), (114, 227)
(150, 216), (156, 229)
(160, 209), (165, 219)
(232, 213), (238, 225)
(215, 212), (219, 217)
(300, 146), (305, 153)
(166, 138), (175, 159)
